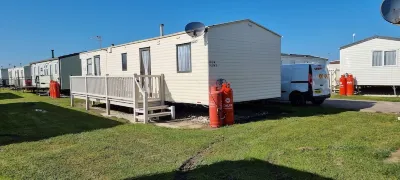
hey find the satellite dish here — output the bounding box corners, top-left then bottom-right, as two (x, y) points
(381, 0), (400, 24)
(185, 22), (206, 38)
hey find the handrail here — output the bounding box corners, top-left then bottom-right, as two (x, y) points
(133, 76), (146, 94)
(136, 75), (161, 78)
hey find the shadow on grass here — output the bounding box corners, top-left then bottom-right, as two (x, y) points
(0, 93), (22, 100)
(0, 102), (123, 146)
(232, 99), (377, 124)
(132, 159), (333, 180)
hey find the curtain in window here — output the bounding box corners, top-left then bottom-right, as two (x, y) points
(94, 56), (101, 76)
(384, 51), (396, 65)
(372, 51), (382, 66)
(177, 44), (191, 72)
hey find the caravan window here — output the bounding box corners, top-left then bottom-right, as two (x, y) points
(176, 43), (192, 72)
(372, 50), (397, 66)
(87, 58), (93, 75)
(384, 51), (396, 66)
(372, 51), (382, 66)
(55, 63), (58, 74)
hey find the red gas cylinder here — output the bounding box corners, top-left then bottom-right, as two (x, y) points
(346, 74), (354, 96)
(339, 75), (347, 96)
(209, 86), (222, 128)
(55, 81), (60, 98)
(221, 83), (234, 125)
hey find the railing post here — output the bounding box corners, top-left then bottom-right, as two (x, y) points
(133, 74), (138, 122)
(70, 75), (74, 107)
(160, 74), (165, 105)
(85, 76), (89, 110)
(105, 75), (110, 115)
(143, 91), (148, 124)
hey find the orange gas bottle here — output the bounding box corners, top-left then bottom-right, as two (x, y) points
(346, 74), (354, 96)
(221, 83), (234, 126)
(55, 81), (60, 98)
(339, 75), (347, 96)
(49, 81), (53, 98)
(209, 86), (222, 128)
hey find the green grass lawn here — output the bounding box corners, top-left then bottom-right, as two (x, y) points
(331, 94), (400, 102)
(0, 89), (400, 179)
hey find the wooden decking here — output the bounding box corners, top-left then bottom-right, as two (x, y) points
(70, 74), (174, 123)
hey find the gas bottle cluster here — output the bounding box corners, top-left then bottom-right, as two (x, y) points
(339, 74), (355, 96)
(209, 82), (234, 128)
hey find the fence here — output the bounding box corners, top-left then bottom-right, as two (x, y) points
(70, 74), (165, 123)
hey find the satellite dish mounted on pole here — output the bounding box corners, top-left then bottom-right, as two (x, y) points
(185, 22), (206, 38)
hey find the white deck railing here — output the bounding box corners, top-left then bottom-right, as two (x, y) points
(70, 74), (165, 123)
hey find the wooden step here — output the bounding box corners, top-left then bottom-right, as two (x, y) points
(137, 112), (171, 120)
(135, 105), (169, 113)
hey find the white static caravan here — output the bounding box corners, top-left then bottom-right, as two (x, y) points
(0, 68), (9, 86)
(71, 19), (281, 123)
(281, 53), (328, 65)
(327, 60), (340, 91)
(340, 36), (400, 89)
(8, 66), (31, 87)
(31, 53), (82, 90)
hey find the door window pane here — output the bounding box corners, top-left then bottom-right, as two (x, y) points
(121, 53), (127, 71)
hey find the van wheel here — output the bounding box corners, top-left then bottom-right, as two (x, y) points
(311, 99), (325, 105)
(290, 92), (306, 106)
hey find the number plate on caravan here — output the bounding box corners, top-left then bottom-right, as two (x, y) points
(314, 89), (322, 94)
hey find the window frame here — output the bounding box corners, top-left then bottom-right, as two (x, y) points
(383, 50), (397, 66)
(121, 53), (128, 71)
(54, 63), (58, 74)
(87, 58), (93, 75)
(372, 50), (398, 67)
(176, 43), (192, 73)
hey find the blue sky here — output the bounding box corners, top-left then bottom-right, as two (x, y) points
(0, 0), (399, 68)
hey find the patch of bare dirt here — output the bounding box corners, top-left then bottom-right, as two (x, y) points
(384, 149), (400, 163)
(297, 147), (319, 152)
(174, 137), (225, 180)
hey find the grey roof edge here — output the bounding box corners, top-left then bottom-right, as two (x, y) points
(340, 35), (400, 50)
(30, 52), (81, 65)
(281, 53), (328, 61)
(82, 19), (281, 55)
(208, 19), (282, 37)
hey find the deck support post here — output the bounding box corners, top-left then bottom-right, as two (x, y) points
(393, 86), (397, 96)
(133, 74), (138, 122)
(105, 75), (110, 115)
(170, 106), (175, 120)
(143, 91), (148, 124)
(85, 76), (89, 110)
(70, 75), (74, 107)
(160, 74), (165, 105)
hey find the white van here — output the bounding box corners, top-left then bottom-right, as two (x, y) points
(281, 64), (330, 105)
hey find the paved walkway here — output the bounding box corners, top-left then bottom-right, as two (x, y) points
(323, 99), (400, 114)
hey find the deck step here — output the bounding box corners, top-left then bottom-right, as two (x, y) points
(135, 105), (169, 113)
(137, 112), (171, 120)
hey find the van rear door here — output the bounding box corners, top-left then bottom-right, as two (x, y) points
(311, 64), (330, 97)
